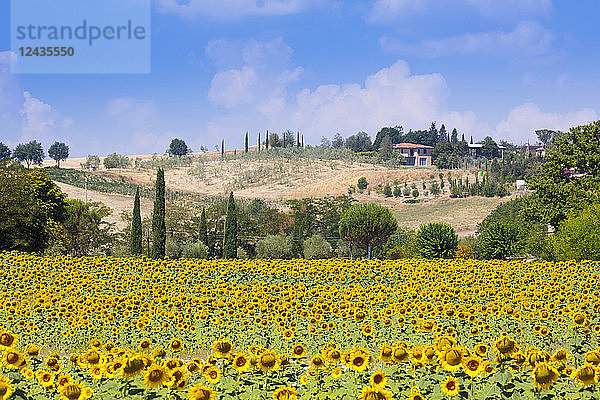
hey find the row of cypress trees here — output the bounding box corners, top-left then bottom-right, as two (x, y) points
(129, 168), (238, 259)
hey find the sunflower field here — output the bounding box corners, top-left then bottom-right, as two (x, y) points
(1, 251), (600, 400)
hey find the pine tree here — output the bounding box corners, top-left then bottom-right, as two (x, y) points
(151, 168), (166, 259)
(199, 207), (208, 246)
(130, 187), (143, 255)
(245, 132), (249, 153)
(223, 192), (237, 259)
(451, 128), (458, 143)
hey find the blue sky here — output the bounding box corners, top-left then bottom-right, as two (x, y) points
(1, 0), (600, 157)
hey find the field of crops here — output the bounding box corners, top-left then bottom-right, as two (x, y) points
(1, 252), (599, 400)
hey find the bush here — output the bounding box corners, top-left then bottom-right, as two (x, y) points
(237, 247), (249, 259)
(552, 203), (600, 261)
(415, 222), (458, 259)
(393, 186), (401, 197)
(103, 153), (130, 169)
(334, 240), (366, 258)
(256, 234), (295, 259)
(383, 185), (392, 197)
(165, 239), (181, 259)
(374, 227), (417, 259)
(181, 241), (209, 259)
(455, 244), (474, 259)
(477, 222), (524, 260)
(357, 177), (368, 191)
(303, 234), (333, 259)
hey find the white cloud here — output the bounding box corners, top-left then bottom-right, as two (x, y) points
(380, 21), (554, 57)
(155, 0), (331, 19)
(495, 103), (598, 144)
(207, 38), (303, 114)
(370, 0), (552, 22)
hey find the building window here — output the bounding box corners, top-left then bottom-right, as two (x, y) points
(419, 158), (427, 166)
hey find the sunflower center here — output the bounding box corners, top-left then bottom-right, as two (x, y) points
(579, 366), (595, 381)
(535, 366), (555, 383)
(7, 352), (19, 364)
(446, 381), (456, 391)
(65, 384), (82, 399)
(236, 357), (247, 367)
(0, 333), (14, 347)
(373, 374), (384, 384)
(216, 342), (231, 354)
(0, 383), (7, 396)
(149, 369), (163, 382)
(467, 360), (480, 370)
(353, 356), (365, 366)
(261, 354), (276, 367)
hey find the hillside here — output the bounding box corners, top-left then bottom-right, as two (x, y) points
(44, 148), (515, 234)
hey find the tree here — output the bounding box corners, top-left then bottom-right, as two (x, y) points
(269, 132), (281, 148)
(438, 124), (448, 143)
(14, 141), (44, 168)
(130, 187), (143, 255)
(151, 168), (166, 259)
(221, 140), (224, 157)
(450, 128), (458, 144)
(552, 203), (600, 261)
(223, 191), (237, 259)
(345, 132), (372, 152)
(303, 234), (333, 259)
(103, 153), (130, 169)
(265, 131), (269, 149)
(379, 135), (393, 160)
(256, 234), (294, 259)
(48, 142), (69, 168)
(281, 130), (296, 148)
(320, 136), (331, 147)
(415, 222), (458, 259)
(297, 132), (301, 148)
(81, 155), (100, 171)
(373, 126), (403, 150)
(525, 121), (600, 228)
(535, 129), (558, 146)
(477, 222), (524, 260)
(481, 137), (500, 158)
(339, 203), (397, 259)
(0, 142), (11, 161)
(0, 162), (67, 252)
(168, 138), (190, 157)
(383, 184), (392, 197)
(332, 133), (344, 148)
(245, 132), (249, 153)
(428, 122), (439, 145)
(63, 199), (112, 256)
(199, 207), (208, 247)
(258, 132), (261, 151)
(357, 177), (368, 192)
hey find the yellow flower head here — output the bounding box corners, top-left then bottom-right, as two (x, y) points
(441, 376), (460, 396)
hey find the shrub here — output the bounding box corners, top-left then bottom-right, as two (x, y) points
(181, 241), (209, 259)
(237, 247), (249, 259)
(357, 177), (368, 191)
(103, 153), (130, 169)
(393, 186), (401, 197)
(415, 222), (458, 259)
(303, 234), (333, 259)
(477, 222), (524, 260)
(455, 244), (474, 259)
(552, 203), (600, 261)
(374, 227), (417, 259)
(165, 238), (181, 259)
(383, 184), (392, 197)
(256, 234), (295, 259)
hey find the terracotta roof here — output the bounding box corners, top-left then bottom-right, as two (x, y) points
(392, 143), (434, 149)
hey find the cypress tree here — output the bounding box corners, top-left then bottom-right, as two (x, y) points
(222, 192), (237, 259)
(151, 168), (166, 259)
(266, 130), (269, 149)
(297, 132), (300, 148)
(245, 132), (249, 153)
(301, 135), (304, 147)
(258, 132), (261, 151)
(221, 140), (224, 157)
(199, 207), (208, 246)
(130, 187), (143, 255)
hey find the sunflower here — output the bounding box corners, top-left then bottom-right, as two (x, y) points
(379, 345), (393, 363)
(59, 381), (92, 400)
(494, 335), (517, 359)
(233, 353), (250, 373)
(349, 351), (370, 373)
(89, 366), (103, 380)
(138, 339), (152, 352)
(258, 351), (279, 373)
(282, 329), (294, 340)
(440, 347), (464, 372)
(392, 346), (409, 364)
(361, 323), (374, 337)
(83, 349), (102, 366)
(21, 368), (35, 380)
(310, 354), (326, 370)
(203, 366), (221, 384)
(463, 356), (483, 378)
(532, 362), (559, 390)
(331, 367), (342, 378)
(291, 344), (306, 359)
(0, 375), (13, 400)
(573, 312), (587, 326)
(212, 339), (233, 358)
(474, 343), (488, 358)
(2, 349), (24, 369)
(188, 384), (216, 400)
(169, 338), (183, 353)
(585, 351), (600, 365)
(410, 346), (425, 365)
(551, 349), (568, 365)
(408, 387), (425, 400)
(143, 365), (170, 388)
(572, 364), (598, 386)
(273, 386), (298, 400)
(36, 370), (55, 388)
(0, 331), (17, 349)
(121, 356), (145, 379)
(435, 336), (456, 353)
(25, 344), (40, 358)
(46, 356), (62, 372)
(359, 385), (392, 400)
(325, 348), (342, 364)
(152, 347), (167, 359)
(441, 376), (460, 396)
(370, 370), (387, 387)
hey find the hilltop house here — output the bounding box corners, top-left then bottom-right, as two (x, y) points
(392, 143), (433, 166)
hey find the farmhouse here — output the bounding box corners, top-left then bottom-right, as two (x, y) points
(392, 143), (433, 166)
